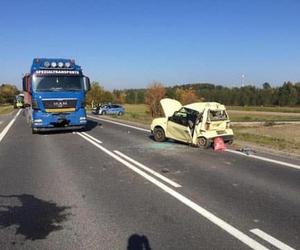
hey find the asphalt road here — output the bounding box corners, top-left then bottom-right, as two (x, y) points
(0, 110), (299, 250)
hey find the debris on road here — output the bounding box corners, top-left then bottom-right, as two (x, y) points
(239, 147), (256, 155)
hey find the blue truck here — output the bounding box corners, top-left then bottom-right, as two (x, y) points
(22, 58), (91, 133)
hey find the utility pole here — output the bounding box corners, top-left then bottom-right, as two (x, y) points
(241, 74), (245, 87)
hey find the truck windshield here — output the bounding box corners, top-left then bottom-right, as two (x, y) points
(32, 75), (83, 92)
(16, 96), (24, 102)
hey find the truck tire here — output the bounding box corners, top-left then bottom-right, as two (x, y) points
(153, 127), (166, 142)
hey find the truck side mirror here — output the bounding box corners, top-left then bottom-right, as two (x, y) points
(83, 77), (91, 92)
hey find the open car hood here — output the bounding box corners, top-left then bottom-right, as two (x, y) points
(160, 98), (182, 117)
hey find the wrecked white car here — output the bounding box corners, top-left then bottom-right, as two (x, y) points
(150, 98), (234, 148)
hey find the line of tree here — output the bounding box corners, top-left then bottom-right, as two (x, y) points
(0, 84), (19, 104)
(113, 81), (300, 107)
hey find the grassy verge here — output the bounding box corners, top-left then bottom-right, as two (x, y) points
(227, 106), (300, 113)
(0, 105), (14, 115)
(228, 112), (300, 122)
(233, 125), (300, 154)
(118, 104), (300, 123)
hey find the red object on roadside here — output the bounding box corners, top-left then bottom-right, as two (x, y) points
(214, 137), (226, 151)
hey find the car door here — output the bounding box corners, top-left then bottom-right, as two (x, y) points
(166, 109), (192, 143)
(106, 105), (113, 114)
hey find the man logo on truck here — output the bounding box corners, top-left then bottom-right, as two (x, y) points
(23, 58), (91, 134)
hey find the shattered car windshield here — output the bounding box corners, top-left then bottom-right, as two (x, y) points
(209, 110), (228, 121)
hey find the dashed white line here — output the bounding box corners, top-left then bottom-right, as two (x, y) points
(81, 132), (103, 144)
(250, 228), (295, 250)
(114, 150), (182, 188)
(87, 115), (150, 132)
(226, 149), (300, 170)
(77, 132), (269, 250)
(0, 110), (21, 143)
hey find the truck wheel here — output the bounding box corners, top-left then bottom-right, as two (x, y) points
(197, 137), (210, 148)
(153, 127), (166, 142)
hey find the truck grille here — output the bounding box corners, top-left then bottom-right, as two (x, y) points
(42, 99), (77, 112)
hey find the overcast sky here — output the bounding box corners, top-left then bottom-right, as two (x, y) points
(1, 0), (300, 90)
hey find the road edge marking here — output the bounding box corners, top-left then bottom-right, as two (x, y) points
(114, 150), (182, 188)
(226, 149), (300, 170)
(87, 115), (151, 132)
(77, 132), (269, 250)
(0, 109), (22, 143)
(250, 228), (295, 250)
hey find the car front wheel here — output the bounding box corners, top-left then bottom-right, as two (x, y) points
(153, 127), (166, 142)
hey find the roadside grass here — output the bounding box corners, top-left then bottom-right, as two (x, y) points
(227, 112), (300, 122)
(233, 124), (300, 154)
(114, 104), (300, 123)
(227, 106), (300, 113)
(0, 105), (14, 115)
(116, 104), (153, 124)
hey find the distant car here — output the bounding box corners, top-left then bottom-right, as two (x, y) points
(92, 104), (125, 116)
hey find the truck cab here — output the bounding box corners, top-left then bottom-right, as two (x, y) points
(23, 58), (90, 133)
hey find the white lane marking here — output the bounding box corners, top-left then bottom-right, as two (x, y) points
(77, 132), (269, 250)
(250, 228), (295, 250)
(87, 115), (150, 132)
(89, 115), (298, 170)
(81, 132), (103, 144)
(226, 149), (300, 170)
(114, 150), (182, 188)
(0, 110), (21, 143)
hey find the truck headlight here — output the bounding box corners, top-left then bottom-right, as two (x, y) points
(51, 62), (57, 68)
(44, 61), (50, 67)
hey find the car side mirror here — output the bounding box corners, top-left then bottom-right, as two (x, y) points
(83, 77), (91, 92)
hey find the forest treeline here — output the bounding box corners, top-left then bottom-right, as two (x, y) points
(116, 81), (300, 106)
(1, 81), (299, 107)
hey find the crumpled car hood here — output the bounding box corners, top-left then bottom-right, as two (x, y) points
(160, 98), (182, 117)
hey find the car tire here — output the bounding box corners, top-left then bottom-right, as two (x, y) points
(118, 111), (123, 116)
(32, 128), (37, 134)
(102, 111), (106, 115)
(153, 127), (166, 142)
(197, 137), (210, 148)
